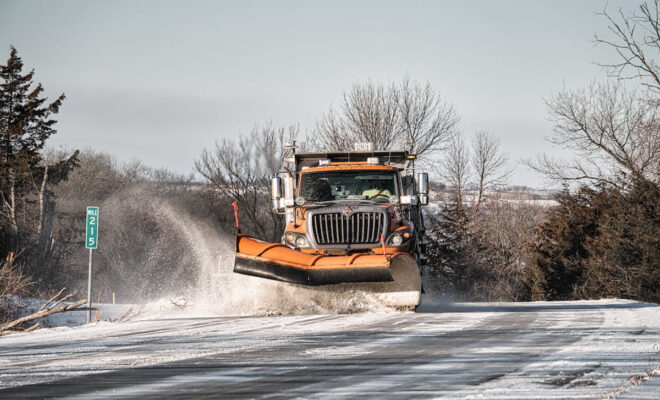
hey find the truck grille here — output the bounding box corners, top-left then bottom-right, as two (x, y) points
(312, 212), (385, 245)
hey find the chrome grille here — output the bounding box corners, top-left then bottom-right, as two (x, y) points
(312, 212), (385, 245)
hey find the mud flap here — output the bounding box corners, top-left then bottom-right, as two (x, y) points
(234, 234), (403, 286)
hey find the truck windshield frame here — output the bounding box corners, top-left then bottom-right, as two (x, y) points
(298, 170), (399, 203)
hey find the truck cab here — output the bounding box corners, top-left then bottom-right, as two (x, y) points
(273, 150), (428, 261)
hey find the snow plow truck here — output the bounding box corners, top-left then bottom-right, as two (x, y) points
(233, 143), (429, 310)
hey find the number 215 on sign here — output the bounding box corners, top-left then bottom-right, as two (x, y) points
(86, 206), (99, 249)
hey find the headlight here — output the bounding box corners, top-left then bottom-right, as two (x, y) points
(285, 232), (309, 248)
(389, 195), (399, 204)
(391, 234), (403, 246)
(295, 197), (306, 206)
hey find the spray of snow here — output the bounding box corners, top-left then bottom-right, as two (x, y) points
(138, 203), (397, 317)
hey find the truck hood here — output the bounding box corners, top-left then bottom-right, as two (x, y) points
(299, 200), (392, 212)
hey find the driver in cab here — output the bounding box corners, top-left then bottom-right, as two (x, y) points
(362, 181), (391, 199)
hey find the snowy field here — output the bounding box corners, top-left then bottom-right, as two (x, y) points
(0, 299), (658, 399)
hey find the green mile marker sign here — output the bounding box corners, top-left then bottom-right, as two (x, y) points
(86, 206), (99, 249)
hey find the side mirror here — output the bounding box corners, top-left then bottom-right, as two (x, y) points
(283, 175), (295, 207)
(400, 195), (419, 206)
(283, 174), (296, 225)
(417, 172), (429, 205)
(271, 177), (282, 211)
(417, 172), (429, 194)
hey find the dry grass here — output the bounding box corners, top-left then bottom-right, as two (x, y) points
(0, 261), (34, 298)
(0, 260), (34, 324)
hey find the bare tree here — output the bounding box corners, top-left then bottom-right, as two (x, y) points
(343, 81), (401, 150)
(315, 81), (401, 151)
(437, 133), (471, 206)
(315, 78), (459, 158)
(528, 1), (660, 189)
(529, 82), (658, 187)
(399, 78), (460, 156)
(195, 123), (298, 241)
(31, 150), (78, 255)
(463, 197), (545, 301)
(595, 0), (660, 96)
(471, 131), (510, 211)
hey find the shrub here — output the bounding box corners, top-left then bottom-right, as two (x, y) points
(0, 260), (34, 323)
(425, 196), (545, 301)
(531, 180), (659, 303)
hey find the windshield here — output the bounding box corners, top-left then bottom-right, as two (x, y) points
(299, 170), (399, 203)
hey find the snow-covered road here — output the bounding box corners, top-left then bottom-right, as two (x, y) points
(0, 300), (658, 399)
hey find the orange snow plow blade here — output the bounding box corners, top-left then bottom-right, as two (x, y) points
(233, 234), (404, 286)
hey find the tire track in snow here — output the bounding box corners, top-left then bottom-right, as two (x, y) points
(1, 301), (656, 399)
(0, 311), (513, 399)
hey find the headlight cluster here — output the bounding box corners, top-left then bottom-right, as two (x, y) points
(387, 231), (411, 247)
(285, 232), (309, 248)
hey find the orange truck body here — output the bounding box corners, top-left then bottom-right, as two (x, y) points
(234, 150), (427, 287)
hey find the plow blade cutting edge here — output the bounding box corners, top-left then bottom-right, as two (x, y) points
(234, 234), (408, 286)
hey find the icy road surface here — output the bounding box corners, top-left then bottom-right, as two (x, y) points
(0, 300), (658, 399)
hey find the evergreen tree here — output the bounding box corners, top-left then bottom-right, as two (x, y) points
(532, 181), (659, 303)
(0, 46), (74, 256)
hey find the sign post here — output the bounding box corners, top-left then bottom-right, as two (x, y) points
(85, 206), (99, 323)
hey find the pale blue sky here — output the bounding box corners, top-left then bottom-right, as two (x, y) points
(0, 0), (632, 186)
